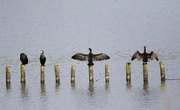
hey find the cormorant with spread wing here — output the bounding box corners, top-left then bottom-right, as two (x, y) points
(72, 48), (110, 66)
(131, 46), (158, 62)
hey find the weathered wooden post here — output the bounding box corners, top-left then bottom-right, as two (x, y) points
(105, 64), (110, 82)
(20, 64), (26, 83)
(89, 65), (94, 82)
(126, 62), (131, 82)
(40, 66), (45, 84)
(159, 61), (165, 81)
(71, 65), (76, 83)
(6, 65), (11, 84)
(143, 63), (148, 83)
(54, 65), (60, 83)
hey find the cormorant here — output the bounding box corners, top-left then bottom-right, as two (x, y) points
(20, 53), (28, 65)
(40, 50), (46, 66)
(131, 46), (159, 63)
(72, 48), (110, 66)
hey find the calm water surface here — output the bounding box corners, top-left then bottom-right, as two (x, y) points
(0, 0), (180, 110)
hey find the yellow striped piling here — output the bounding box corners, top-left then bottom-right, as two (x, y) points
(159, 61), (165, 81)
(71, 65), (76, 83)
(40, 66), (45, 84)
(105, 64), (110, 82)
(143, 63), (148, 83)
(89, 65), (94, 82)
(6, 65), (11, 84)
(126, 62), (131, 82)
(54, 65), (60, 83)
(20, 64), (26, 83)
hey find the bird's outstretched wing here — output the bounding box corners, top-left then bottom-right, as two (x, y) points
(131, 51), (142, 61)
(92, 53), (110, 61)
(72, 53), (89, 61)
(148, 51), (158, 61)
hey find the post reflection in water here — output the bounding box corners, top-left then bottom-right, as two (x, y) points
(126, 81), (132, 90)
(143, 82), (149, 91)
(71, 82), (76, 91)
(6, 83), (11, 90)
(21, 83), (27, 96)
(55, 82), (60, 93)
(160, 81), (166, 91)
(105, 82), (110, 91)
(41, 83), (46, 96)
(88, 82), (94, 95)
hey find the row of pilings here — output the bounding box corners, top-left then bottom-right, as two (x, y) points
(5, 64), (110, 85)
(5, 62), (165, 86)
(126, 61), (165, 83)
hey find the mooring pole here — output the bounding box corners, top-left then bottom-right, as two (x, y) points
(54, 65), (60, 83)
(126, 62), (131, 82)
(105, 64), (110, 82)
(6, 65), (11, 84)
(40, 66), (45, 84)
(89, 65), (94, 82)
(71, 65), (76, 83)
(159, 61), (165, 81)
(143, 63), (148, 83)
(20, 64), (26, 83)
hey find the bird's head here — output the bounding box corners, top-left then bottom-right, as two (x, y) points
(40, 50), (44, 54)
(144, 46), (146, 53)
(20, 53), (25, 57)
(88, 48), (92, 52)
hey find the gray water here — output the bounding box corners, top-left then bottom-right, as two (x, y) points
(0, 0), (180, 110)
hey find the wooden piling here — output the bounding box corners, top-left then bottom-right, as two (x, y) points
(126, 62), (131, 82)
(54, 65), (60, 83)
(159, 61), (165, 81)
(89, 65), (94, 82)
(20, 64), (26, 83)
(40, 66), (45, 84)
(6, 65), (11, 84)
(143, 63), (148, 83)
(71, 65), (76, 83)
(105, 64), (110, 82)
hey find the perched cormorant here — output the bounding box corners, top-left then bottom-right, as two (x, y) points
(40, 50), (46, 66)
(131, 46), (159, 62)
(20, 53), (28, 65)
(72, 48), (110, 66)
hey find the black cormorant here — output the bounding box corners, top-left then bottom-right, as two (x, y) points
(20, 53), (28, 65)
(131, 46), (158, 63)
(72, 48), (110, 66)
(40, 50), (46, 66)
